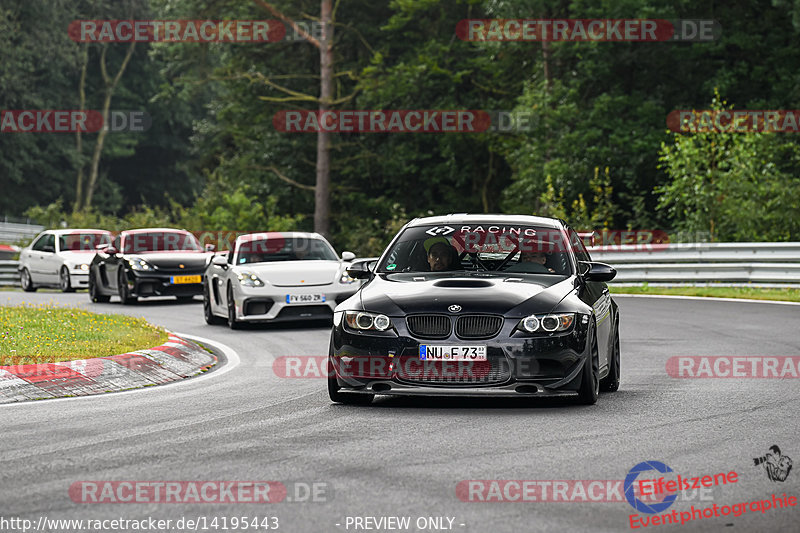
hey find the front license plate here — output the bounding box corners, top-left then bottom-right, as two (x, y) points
(170, 275), (201, 284)
(286, 294), (326, 304)
(419, 345), (487, 361)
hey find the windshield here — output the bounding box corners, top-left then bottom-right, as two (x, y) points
(122, 232), (203, 253)
(235, 236), (338, 264)
(377, 225), (573, 275)
(58, 232), (111, 252)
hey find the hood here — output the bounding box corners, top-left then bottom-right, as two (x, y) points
(128, 251), (210, 270)
(59, 251), (96, 265)
(237, 260), (343, 287)
(358, 272), (575, 317)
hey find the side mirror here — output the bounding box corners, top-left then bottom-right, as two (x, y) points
(346, 260), (374, 280)
(205, 244), (216, 252)
(42, 245), (55, 253)
(341, 251), (356, 261)
(579, 261), (616, 282)
(212, 255), (228, 267)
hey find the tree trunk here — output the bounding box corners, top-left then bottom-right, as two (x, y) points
(84, 41), (135, 210)
(74, 46), (89, 213)
(84, 91), (113, 209)
(314, 0), (333, 237)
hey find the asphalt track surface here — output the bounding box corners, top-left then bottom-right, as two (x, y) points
(1, 290), (798, 533)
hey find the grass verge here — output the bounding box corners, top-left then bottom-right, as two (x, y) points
(0, 304), (168, 365)
(610, 285), (800, 302)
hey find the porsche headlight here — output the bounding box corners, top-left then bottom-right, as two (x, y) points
(339, 272), (357, 284)
(519, 313), (575, 333)
(345, 311), (392, 331)
(237, 271), (265, 287)
(128, 258), (155, 271)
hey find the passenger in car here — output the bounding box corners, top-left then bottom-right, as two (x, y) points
(517, 251), (556, 273)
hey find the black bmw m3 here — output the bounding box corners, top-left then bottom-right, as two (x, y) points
(328, 215), (620, 405)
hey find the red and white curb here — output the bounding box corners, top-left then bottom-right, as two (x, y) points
(0, 333), (216, 403)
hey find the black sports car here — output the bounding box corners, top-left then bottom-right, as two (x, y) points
(88, 228), (212, 304)
(328, 215), (620, 405)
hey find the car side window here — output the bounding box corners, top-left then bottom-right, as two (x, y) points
(113, 236), (120, 250)
(569, 230), (591, 273)
(31, 234), (49, 251)
(39, 234), (55, 252)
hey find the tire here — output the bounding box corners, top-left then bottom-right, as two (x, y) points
(327, 353), (374, 405)
(203, 282), (225, 325)
(117, 269), (137, 305)
(20, 268), (36, 292)
(226, 284), (242, 330)
(600, 321), (621, 393)
(577, 322), (600, 405)
(89, 270), (110, 303)
(59, 266), (75, 293)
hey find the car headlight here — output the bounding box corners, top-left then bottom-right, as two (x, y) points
(344, 311), (392, 331)
(72, 264), (89, 271)
(237, 272), (265, 287)
(519, 313), (575, 333)
(128, 258), (155, 271)
(339, 272), (357, 284)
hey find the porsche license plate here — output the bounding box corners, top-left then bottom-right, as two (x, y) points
(286, 294), (326, 304)
(170, 275), (201, 284)
(419, 345), (487, 361)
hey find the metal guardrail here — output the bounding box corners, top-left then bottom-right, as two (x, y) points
(588, 242), (800, 286)
(0, 260), (19, 287)
(0, 222), (44, 246)
(1, 244), (799, 288)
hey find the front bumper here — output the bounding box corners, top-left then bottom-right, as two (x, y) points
(126, 269), (205, 297)
(231, 284), (358, 323)
(69, 272), (90, 289)
(330, 314), (591, 396)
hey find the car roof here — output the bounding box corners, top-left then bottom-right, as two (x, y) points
(405, 214), (564, 229)
(236, 231), (325, 243)
(121, 227), (192, 235)
(42, 228), (112, 235)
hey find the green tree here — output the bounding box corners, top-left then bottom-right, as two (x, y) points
(656, 90), (800, 241)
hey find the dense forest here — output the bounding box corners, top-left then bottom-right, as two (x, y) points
(2, 0), (799, 255)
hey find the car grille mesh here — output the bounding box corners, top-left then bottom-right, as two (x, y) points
(406, 315), (451, 338)
(455, 315), (503, 339)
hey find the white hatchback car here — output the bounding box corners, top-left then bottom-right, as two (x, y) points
(18, 229), (113, 292)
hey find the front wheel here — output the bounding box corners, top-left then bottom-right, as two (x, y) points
(59, 267), (75, 293)
(89, 270), (110, 303)
(117, 269), (137, 305)
(226, 284), (242, 329)
(327, 355), (374, 405)
(600, 322), (620, 392)
(204, 282), (225, 325)
(20, 268), (36, 292)
(577, 323), (600, 405)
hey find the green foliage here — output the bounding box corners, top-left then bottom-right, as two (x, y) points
(7, 0), (800, 248)
(656, 90), (800, 241)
